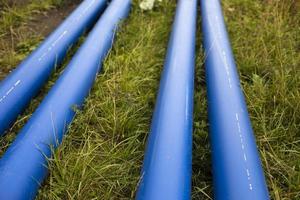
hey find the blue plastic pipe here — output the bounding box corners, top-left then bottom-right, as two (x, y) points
(201, 0), (269, 199)
(0, 0), (108, 135)
(136, 1), (197, 199)
(0, 0), (131, 199)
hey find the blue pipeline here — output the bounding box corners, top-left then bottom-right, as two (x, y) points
(0, 0), (108, 135)
(200, 0), (269, 199)
(136, 0), (197, 200)
(0, 0), (131, 199)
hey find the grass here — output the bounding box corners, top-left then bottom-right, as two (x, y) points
(0, 0), (300, 199)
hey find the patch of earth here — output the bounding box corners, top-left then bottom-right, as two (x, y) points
(27, 0), (81, 37)
(0, 0), (81, 80)
(0, 0), (30, 7)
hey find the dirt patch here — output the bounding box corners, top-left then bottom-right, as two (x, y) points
(0, 0), (30, 7)
(0, 0), (81, 80)
(27, 0), (81, 37)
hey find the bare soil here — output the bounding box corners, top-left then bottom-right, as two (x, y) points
(27, 0), (81, 37)
(0, 0), (81, 80)
(0, 0), (30, 7)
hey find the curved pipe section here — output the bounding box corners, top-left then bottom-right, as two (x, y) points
(0, 0), (131, 199)
(201, 0), (269, 199)
(136, 0), (197, 199)
(0, 0), (108, 135)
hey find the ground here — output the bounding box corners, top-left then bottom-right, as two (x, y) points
(0, 0), (299, 199)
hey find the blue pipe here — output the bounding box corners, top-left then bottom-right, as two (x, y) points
(0, 0), (108, 135)
(0, 0), (131, 199)
(136, 0), (197, 199)
(200, 0), (269, 199)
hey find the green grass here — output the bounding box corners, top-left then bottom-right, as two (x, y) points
(1, 0), (300, 199)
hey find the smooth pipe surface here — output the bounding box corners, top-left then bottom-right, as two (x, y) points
(201, 0), (269, 199)
(0, 0), (131, 199)
(0, 0), (107, 135)
(136, 0), (197, 199)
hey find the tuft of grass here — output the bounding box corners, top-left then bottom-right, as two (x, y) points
(0, 0), (299, 199)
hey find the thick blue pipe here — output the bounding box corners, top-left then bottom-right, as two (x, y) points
(136, 1), (197, 199)
(0, 0), (131, 199)
(201, 0), (269, 199)
(0, 0), (107, 135)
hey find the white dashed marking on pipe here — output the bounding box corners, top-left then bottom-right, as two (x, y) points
(206, 9), (254, 192)
(207, 15), (233, 89)
(76, 0), (96, 21)
(236, 112), (253, 191)
(0, 80), (22, 103)
(38, 30), (68, 62)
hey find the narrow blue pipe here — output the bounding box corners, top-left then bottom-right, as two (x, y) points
(0, 0), (108, 135)
(136, 1), (197, 199)
(200, 0), (269, 199)
(0, 0), (131, 199)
